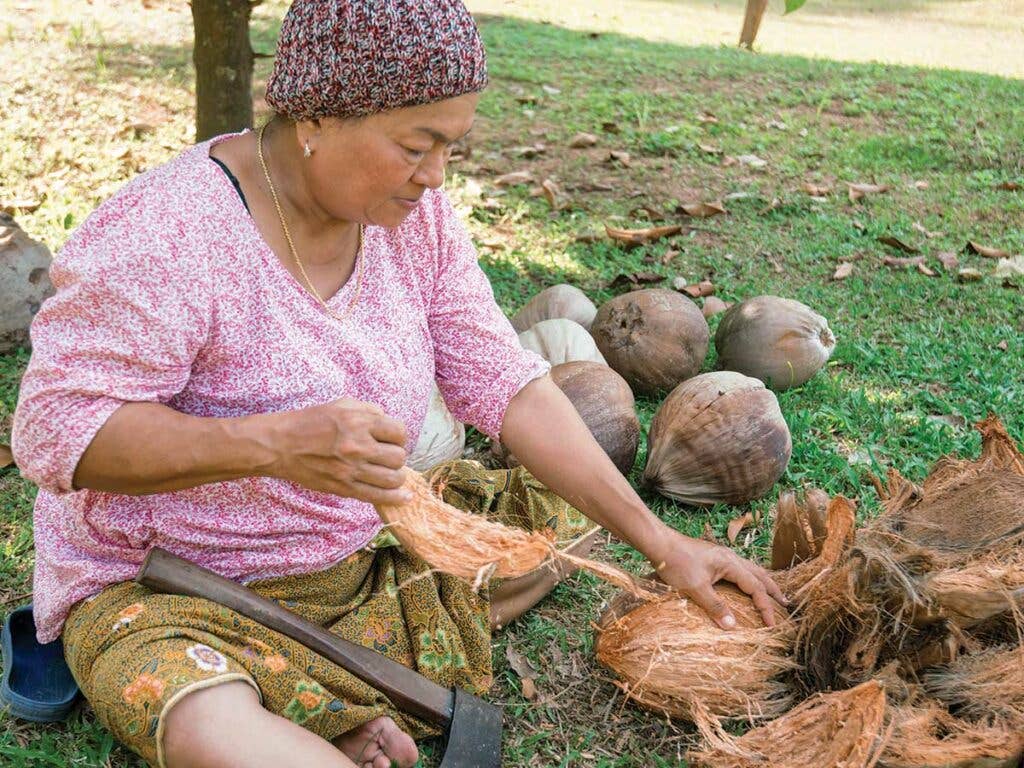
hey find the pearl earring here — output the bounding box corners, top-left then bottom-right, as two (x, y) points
(303, 142), (312, 158)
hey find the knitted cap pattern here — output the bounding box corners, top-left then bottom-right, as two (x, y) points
(266, 0), (489, 120)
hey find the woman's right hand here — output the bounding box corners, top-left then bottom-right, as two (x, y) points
(265, 397), (413, 505)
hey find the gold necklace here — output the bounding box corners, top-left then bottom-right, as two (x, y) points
(257, 121), (364, 322)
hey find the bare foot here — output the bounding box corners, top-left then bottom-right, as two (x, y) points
(333, 715), (418, 768)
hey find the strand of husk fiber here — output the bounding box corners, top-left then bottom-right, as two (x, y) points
(922, 645), (1024, 726)
(687, 680), (889, 768)
(881, 701), (1024, 768)
(375, 467), (662, 600)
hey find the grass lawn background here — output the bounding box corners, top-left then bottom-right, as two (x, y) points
(1, 0), (1022, 765)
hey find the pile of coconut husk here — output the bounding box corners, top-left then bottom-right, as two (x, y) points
(594, 416), (1024, 768)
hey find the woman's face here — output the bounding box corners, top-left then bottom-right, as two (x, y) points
(298, 92), (479, 228)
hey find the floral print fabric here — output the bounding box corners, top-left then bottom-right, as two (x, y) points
(61, 461), (595, 768)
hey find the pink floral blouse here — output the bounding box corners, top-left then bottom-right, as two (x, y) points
(12, 134), (549, 643)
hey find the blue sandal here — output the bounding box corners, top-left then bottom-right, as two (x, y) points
(1, 603), (81, 722)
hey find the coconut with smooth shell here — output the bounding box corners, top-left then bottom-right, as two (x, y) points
(511, 284), (598, 333)
(714, 295), (835, 391)
(517, 318), (606, 366)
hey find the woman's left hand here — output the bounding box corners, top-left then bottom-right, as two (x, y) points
(652, 530), (788, 630)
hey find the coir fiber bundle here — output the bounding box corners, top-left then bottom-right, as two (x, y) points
(770, 487), (830, 570)
(687, 680), (888, 768)
(375, 468), (661, 598)
(880, 701), (1024, 768)
(593, 496), (857, 723)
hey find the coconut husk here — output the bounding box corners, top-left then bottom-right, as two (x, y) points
(594, 495), (858, 723)
(923, 645), (1024, 726)
(595, 584), (798, 722)
(796, 419), (1024, 691)
(881, 700), (1024, 768)
(770, 487), (829, 570)
(375, 468), (662, 598)
(877, 417), (1024, 555)
(687, 680), (889, 768)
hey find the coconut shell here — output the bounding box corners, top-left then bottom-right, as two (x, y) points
(511, 283), (598, 332)
(770, 487), (830, 570)
(407, 385), (465, 471)
(642, 371), (792, 506)
(688, 680), (888, 768)
(492, 361), (640, 475)
(714, 295), (835, 391)
(589, 288), (709, 396)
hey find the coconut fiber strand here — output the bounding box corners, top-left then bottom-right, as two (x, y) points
(688, 680), (888, 768)
(593, 496), (857, 724)
(923, 645), (1024, 726)
(881, 701), (1024, 768)
(375, 468), (661, 599)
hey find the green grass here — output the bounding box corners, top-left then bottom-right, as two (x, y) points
(2, 1), (1023, 766)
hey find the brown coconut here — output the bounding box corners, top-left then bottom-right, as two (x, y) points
(492, 361), (640, 475)
(714, 295), (835, 391)
(770, 487), (830, 570)
(594, 496), (857, 724)
(589, 288), (709, 396)
(642, 371), (792, 506)
(688, 680), (888, 768)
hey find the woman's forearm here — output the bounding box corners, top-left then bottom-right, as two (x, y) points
(73, 402), (278, 495)
(499, 375), (675, 567)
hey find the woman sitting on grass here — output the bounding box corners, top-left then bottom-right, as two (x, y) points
(12, 1), (784, 766)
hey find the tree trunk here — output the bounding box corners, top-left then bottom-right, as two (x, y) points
(191, 0), (255, 142)
(739, 0), (770, 48)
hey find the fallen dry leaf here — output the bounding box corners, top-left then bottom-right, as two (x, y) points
(911, 222), (944, 239)
(966, 241), (1011, 259)
(765, 119), (788, 131)
(682, 280), (715, 298)
(833, 262), (854, 281)
(913, 180), (930, 190)
(882, 255), (926, 269)
(995, 181), (1020, 191)
(494, 170), (534, 187)
(917, 262), (937, 277)
(721, 155), (738, 167)
(847, 182), (891, 202)
(661, 248), (681, 265)
(677, 200), (727, 218)
(506, 644), (540, 680)
(927, 414), (966, 430)
(511, 143), (546, 159)
(936, 251), (959, 271)
(758, 197), (781, 215)
(605, 223), (682, 247)
(698, 143), (723, 156)
(803, 182), (832, 196)
(0, 444), (12, 469)
(520, 677), (537, 701)
(571, 180), (615, 193)
(958, 268), (983, 283)
(610, 271), (664, 290)
(727, 512), (756, 544)
(763, 252), (784, 273)
(607, 150), (631, 167)
(696, 111), (718, 124)
(541, 178), (561, 210)
(569, 132), (598, 149)
(701, 521), (717, 542)
(601, 121), (620, 134)
(997, 340), (1009, 351)
(629, 205), (665, 222)
(878, 235), (920, 254)
(702, 295), (730, 318)
(1, 199), (41, 214)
